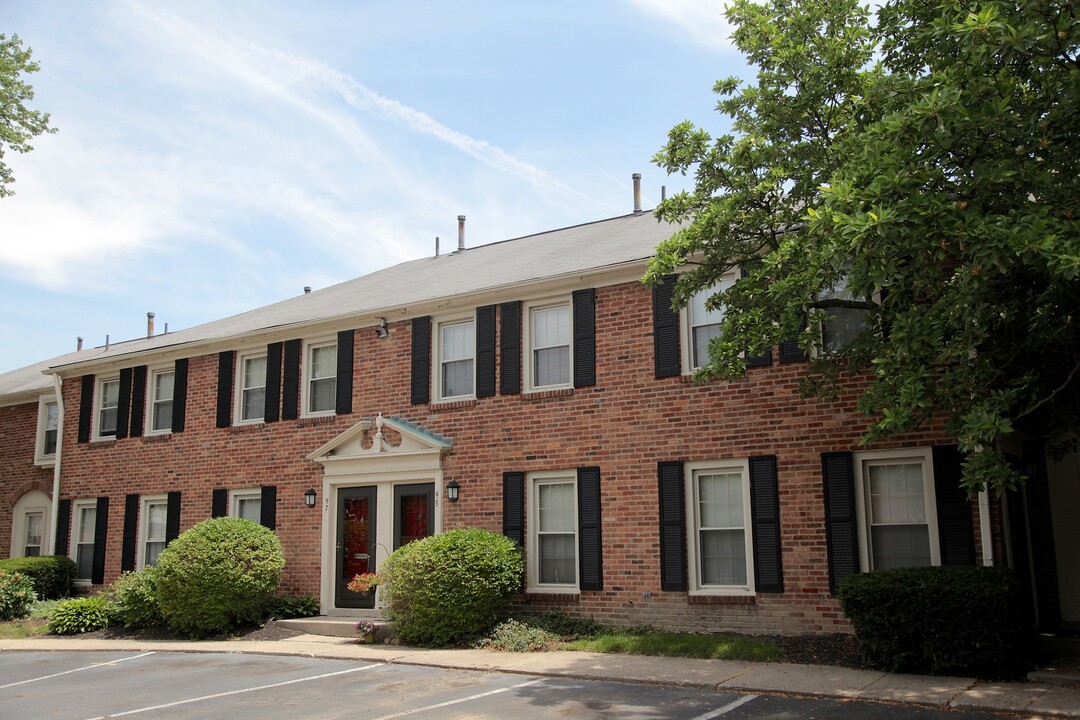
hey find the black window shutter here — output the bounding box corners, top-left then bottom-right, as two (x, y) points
(822, 452), (860, 593)
(116, 368), (132, 439)
(216, 351), (235, 428)
(55, 499), (71, 557)
(658, 461), (687, 591)
(335, 330), (355, 415)
(211, 488), (228, 519)
(411, 317), (431, 405)
(130, 365), (147, 437)
(572, 289), (597, 388)
(577, 466), (603, 591)
(166, 491), (182, 544)
(476, 305), (496, 398)
(932, 445), (976, 565)
(502, 471), (525, 547)
(740, 268), (773, 368)
(78, 374), (94, 443)
(779, 332), (808, 364)
(92, 496), (109, 585)
(171, 359), (188, 433)
(652, 275), (682, 378)
(121, 493), (139, 572)
(282, 339), (301, 420)
(260, 485), (278, 530)
(499, 302), (522, 395)
(749, 455), (784, 593)
(264, 342), (283, 423)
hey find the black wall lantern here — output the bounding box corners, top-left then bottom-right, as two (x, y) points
(304, 488), (317, 508)
(446, 479), (460, 502)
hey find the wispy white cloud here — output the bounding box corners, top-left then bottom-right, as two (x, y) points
(628, 0), (736, 50)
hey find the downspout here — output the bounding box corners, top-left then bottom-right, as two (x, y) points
(47, 373), (64, 556)
(978, 489), (994, 566)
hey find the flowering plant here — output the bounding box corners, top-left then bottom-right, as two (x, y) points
(355, 619), (376, 641)
(347, 572), (381, 593)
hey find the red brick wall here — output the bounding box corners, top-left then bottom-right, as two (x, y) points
(56, 278), (969, 635)
(0, 402), (54, 558)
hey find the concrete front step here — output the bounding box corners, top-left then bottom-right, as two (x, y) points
(277, 616), (394, 640)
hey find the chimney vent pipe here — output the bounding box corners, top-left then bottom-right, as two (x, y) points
(457, 215), (466, 251)
(304, 286), (311, 294)
(435, 236), (440, 257)
(633, 173), (642, 214)
(77, 336), (83, 351)
(147, 312), (155, 338)
(661, 185), (666, 202)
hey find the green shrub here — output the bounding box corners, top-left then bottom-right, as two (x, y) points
(0, 571), (38, 620)
(514, 611), (609, 638)
(268, 594), (320, 619)
(839, 566), (1021, 676)
(380, 528), (524, 647)
(154, 517), (285, 638)
(0, 556), (75, 599)
(48, 597), (114, 635)
(106, 568), (164, 629)
(480, 619), (561, 652)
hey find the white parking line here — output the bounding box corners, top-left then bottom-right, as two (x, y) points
(0, 652), (156, 689)
(81, 663), (382, 719)
(689, 693), (758, 719)
(367, 678), (545, 720)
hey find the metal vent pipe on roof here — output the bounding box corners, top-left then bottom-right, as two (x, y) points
(304, 286), (311, 294)
(633, 173), (642, 214)
(147, 312), (155, 338)
(457, 215), (466, 251)
(77, 336), (83, 351)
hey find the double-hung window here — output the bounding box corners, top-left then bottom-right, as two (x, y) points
(96, 377), (120, 438)
(140, 496), (169, 568)
(35, 398), (58, 464)
(528, 472), (578, 589)
(22, 511), (44, 557)
(306, 341), (337, 415)
(150, 369), (175, 433)
(686, 273), (736, 370)
(231, 489), (262, 523)
(529, 302), (571, 389)
(437, 318), (475, 400)
(73, 501), (97, 582)
(819, 277), (869, 353)
(237, 352), (267, 423)
(685, 460), (754, 595)
(854, 449), (939, 571)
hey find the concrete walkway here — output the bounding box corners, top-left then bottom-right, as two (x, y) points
(2, 633), (1078, 718)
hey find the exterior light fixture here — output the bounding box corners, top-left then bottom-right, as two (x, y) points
(375, 317), (388, 339)
(304, 488), (317, 508)
(446, 479), (460, 502)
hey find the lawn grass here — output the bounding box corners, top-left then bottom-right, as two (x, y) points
(0, 618), (49, 639)
(563, 630), (780, 662)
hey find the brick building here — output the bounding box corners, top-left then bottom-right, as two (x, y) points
(2, 210), (1077, 634)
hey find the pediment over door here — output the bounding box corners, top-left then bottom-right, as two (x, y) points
(307, 414), (452, 474)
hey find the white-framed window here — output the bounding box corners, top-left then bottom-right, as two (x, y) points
(231, 489), (262, 523)
(682, 271), (738, 371)
(527, 471), (578, 592)
(95, 376), (120, 438)
(139, 495), (168, 569)
(72, 500), (97, 582)
(235, 351), (267, 424)
(9, 491), (51, 559)
(435, 316), (475, 400)
(685, 459), (754, 595)
(34, 396), (59, 465)
(23, 512), (44, 557)
(819, 276), (870, 353)
(304, 340), (337, 416)
(149, 368), (175, 434)
(525, 299), (572, 390)
(853, 448), (940, 571)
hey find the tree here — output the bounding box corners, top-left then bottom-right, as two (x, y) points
(0, 33), (56, 197)
(647, 0), (1080, 494)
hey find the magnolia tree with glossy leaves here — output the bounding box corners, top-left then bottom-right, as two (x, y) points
(646, 0), (1080, 494)
(0, 33), (55, 197)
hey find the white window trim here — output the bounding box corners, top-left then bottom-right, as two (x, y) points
(684, 458), (755, 596)
(71, 499), (97, 584)
(526, 470), (579, 594)
(523, 297), (573, 392)
(852, 447), (941, 572)
(680, 269), (739, 374)
(433, 313), (476, 402)
(34, 395), (59, 466)
(230, 488), (262, 522)
(137, 494), (168, 570)
(93, 375), (121, 441)
(10, 491), (51, 559)
(146, 366), (175, 436)
(302, 337), (338, 418)
(234, 350), (267, 425)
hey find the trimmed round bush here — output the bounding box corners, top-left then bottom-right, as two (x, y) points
(380, 528), (524, 647)
(0, 556), (75, 599)
(106, 568), (164, 629)
(0, 570), (38, 620)
(154, 517), (285, 638)
(49, 596), (114, 635)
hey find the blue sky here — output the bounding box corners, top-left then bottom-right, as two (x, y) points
(0, 0), (746, 373)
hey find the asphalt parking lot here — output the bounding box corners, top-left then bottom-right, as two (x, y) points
(0, 651), (1013, 720)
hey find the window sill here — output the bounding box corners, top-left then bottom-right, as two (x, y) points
(526, 592), (580, 604)
(33, 457), (56, 468)
(296, 414), (337, 427)
(141, 433), (172, 443)
(229, 422), (269, 434)
(88, 438), (117, 448)
(687, 594), (757, 605)
(522, 387), (574, 401)
(431, 398), (478, 411)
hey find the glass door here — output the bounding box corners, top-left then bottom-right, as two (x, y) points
(336, 486), (377, 609)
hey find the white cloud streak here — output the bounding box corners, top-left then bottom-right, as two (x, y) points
(628, 0), (736, 50)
